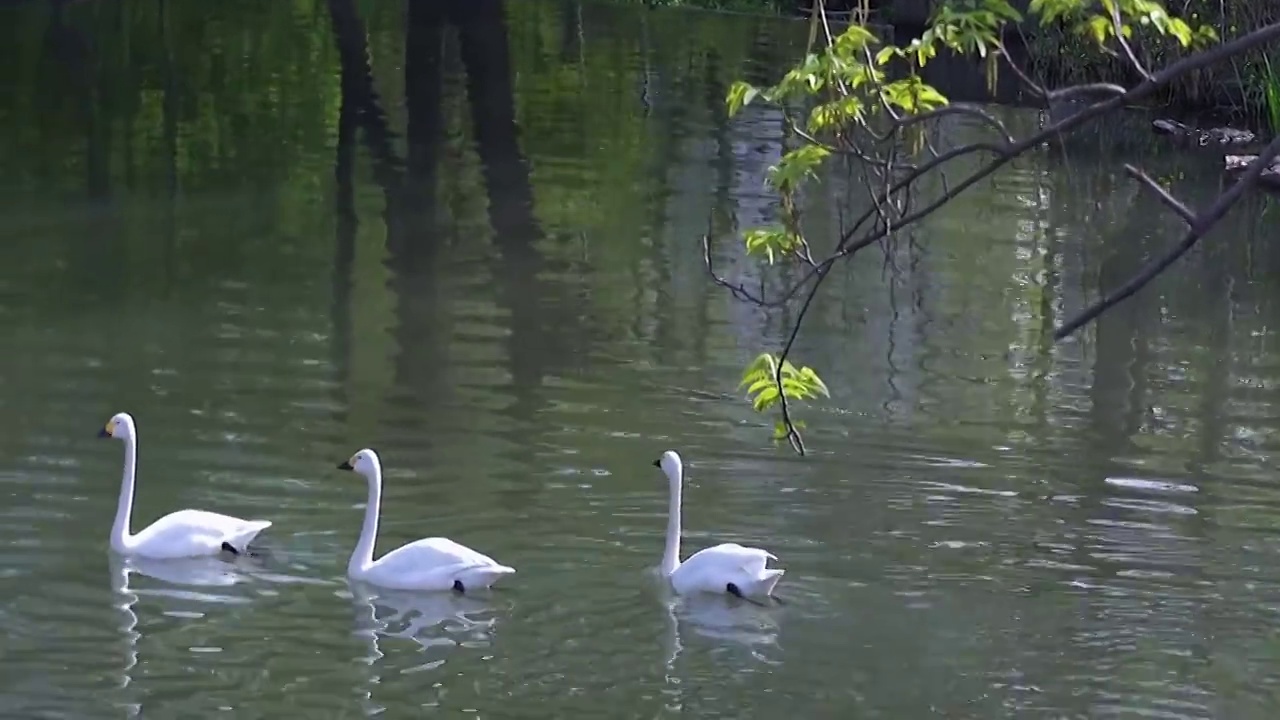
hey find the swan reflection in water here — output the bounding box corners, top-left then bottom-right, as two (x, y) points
(346, 581), (502, 664)
(108, 554), (256, 699)
(344, 583), (504, 714)
(661, 583), (782, 673)
(657, 588), (782, 712)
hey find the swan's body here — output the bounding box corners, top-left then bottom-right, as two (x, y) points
(654, 450), (784, 599)
(351, 536), (515, 592)
(668, 542), (784, 598)
(337, 448), (515, 592)
(99, 412), (272, 559)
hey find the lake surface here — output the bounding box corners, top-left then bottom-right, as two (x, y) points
(4, 0), (1280, 717)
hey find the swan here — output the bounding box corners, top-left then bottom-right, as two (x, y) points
(98, 412), (273, 559)
(336, 448), (515, 593)
(653, 450), (784, 601)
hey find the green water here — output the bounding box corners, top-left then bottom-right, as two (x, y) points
(2, 0), (1280, 717)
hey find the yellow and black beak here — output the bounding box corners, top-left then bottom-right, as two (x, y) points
(97, 427), (111, 439)
(337, 460), (354, 471)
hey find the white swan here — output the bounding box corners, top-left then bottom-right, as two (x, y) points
(99, 412), (272, 559)
(653, 450), (784, 600)
(336, 448), (515, 593)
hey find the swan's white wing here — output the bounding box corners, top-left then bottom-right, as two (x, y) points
(364, 537), (512, 591)
(129, 509), (272, 559)
(370, 537), (499, 574)
(683, 543), (775, 575)
(163, 509), (269, 531)
(671, 542), (780, 595)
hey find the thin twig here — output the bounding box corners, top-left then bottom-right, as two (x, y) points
(703, 21), (1280, 451)
(1110, 0), (1153, 81)
(1124, 163), (1196, 225)
(838, 21), (1280, 257)
(893, 103), (1015, 144)
(1054, 135), (1280, 339)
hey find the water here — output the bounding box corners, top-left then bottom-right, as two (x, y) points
(3, 0), (1280, 717)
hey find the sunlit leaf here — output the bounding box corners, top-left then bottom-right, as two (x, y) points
(725, 81), (759, 117)
(742, 227), (803, 265)
(1086, 15), (1110, 45)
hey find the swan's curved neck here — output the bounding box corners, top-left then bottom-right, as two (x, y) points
(111, 432), (138, 553)
(349, 463), (383, 577)
(662, 463), (683, 576)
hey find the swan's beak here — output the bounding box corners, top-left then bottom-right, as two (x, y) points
(652, 459), (661, 468)
(97, 427), (111, 439)
(337, 460), (353, 471)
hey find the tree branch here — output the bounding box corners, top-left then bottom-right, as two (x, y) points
(1123, 163), (1196, 225)
(1054, 136), (1280, 340)
(704, 16), (1280, 454)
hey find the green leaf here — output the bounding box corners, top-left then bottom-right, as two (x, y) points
(915, 84), (949, 110)
(1083, 14), (1114, 45)
(874, 46), (900, 66)
(880, 76), (949, 114)
(752, 384), (780, 412)
(766, 145), (831, 193)
(799, 366), (831, 397)
(741, 227), (802, 265)
(833, 24), (879, 57)
(738, 352), (830, 418)
(772, 420), (790, 441)
(1166, 17), (1192, 46)
(984, 0), (1023, 23)
(725, 81), (759, 117)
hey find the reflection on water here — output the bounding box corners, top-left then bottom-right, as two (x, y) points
(2, 0), (1280, 717)
(659, 590), (782, 716)
(346, 580), (502, 663)
(108, 556), (254, 676)
(661, 591), (781, 664)
(107, 554), (264, 717)
(344, 581), (503, 713)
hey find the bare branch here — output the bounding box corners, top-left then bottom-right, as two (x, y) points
(702, 234), (772, 305)
(1124, 163), (1196, 225)
(1109, 0), (1153, 81)
(893, 103), (1015, 144)
(1000, 47), (1049, 98)
(721, 22), (1280, 327)
(1054, 135), (1280, 340)
(836, 22), (1280, 259)
(773, 259), (832, 456)
(705, 17), (1280, 453)
(1046, 83), (1127, 102)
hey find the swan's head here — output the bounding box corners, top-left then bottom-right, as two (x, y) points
(652, 450), (683, 481)
(97, 412), (135, 441)
(337, 448), (381, 477)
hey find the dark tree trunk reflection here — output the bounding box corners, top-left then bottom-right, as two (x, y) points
(160, 0), (178, 297)
(328, 1), (584, 490)
(1089, 242), (1153, 452)
(449, 0), (538, 261)
(330, 15), (359, 409)
(327, 0), (404, 195)
(44, 0), (122, 292)
(449, 0), (548, 409)
(388, 0), (449, 419)
(45, 0), (105, 198)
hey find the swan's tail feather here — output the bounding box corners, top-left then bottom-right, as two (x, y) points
(228, 520), (273, 553)
(752, 569), (785, 598)
(457, 564), (516, 590)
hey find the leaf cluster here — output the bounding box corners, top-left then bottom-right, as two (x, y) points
(1032, 0), (1217, 49)
(738, 353), (830, 442)
(714, 0), (1226, 453)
